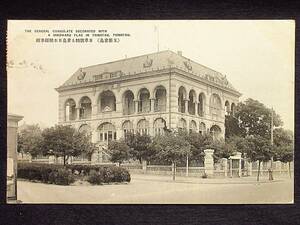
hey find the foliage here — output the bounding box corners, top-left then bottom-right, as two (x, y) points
(108, 139), (131, 164)
(17, 162), (74, 185)
(125, 132), (156, 163)
(245, 135), (273, 162)
(225, 115), (245, 138)
(152, 131), (191, 164)
(274, 145), (294, 163)
(17, 124), (43, 157)
(225, 98), (283, 139)
(209, 138), (235, 161)
(18, 162), (131, 185)
(48, 168), (75, 185)
(185, 131), (212, 161)
(235, 99), (282, 139)
(41, 125), (97, 165)
(273, 128), (294, 148)
(86, 167), (131, 184)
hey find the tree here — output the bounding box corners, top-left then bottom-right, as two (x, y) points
(186, 131), (216, 162)
(108, 139), (131, 165)
(225, 114), (245, 138)
(152, 131), (191, 180)
(273, 128), (294, 148)
(125, 132), (155, 163)
(235, 99), (282, 139)
(273, 128), (294, 178)
(41, 125), (96, 165)
(245, 135), (273, 181)
(275, 144), (293, 178)
(17, 124), (43, 157)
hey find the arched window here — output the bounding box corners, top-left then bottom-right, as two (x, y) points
(199, 122), (206, 135)
(188, 90), (196, 115)
(79, 96), (92, 120)
(99, 90), (116, 112)
(210, 125), (222, 140)
(78, 124), (92, 134)
(189, 120), (197, 133)
(198, 93), (205, 117)
(122, 120), (134, 136)
(138, 88), (150, 113)
(231, 103), (236, 116)
(154, 118), (166, 136)
(137, 119), (149, 135)
(154, 86), (167, 112)
(225, 101), (230, 116)
(210, 93), (222, 119)
(178, 86), (186, 113)
(98, 122), (116, 143)
(123, 90), (134, 115)
(65, 99), (76, 121)
(78, 124), (92, 141)
(178, 118), (187, 132)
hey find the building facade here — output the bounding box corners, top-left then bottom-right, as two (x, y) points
(56, 50), (241, 162)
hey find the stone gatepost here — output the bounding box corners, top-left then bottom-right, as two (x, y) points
(229, 152), (242, 177)
(248, 162), (253, 176)
(7, 113), (23, 201)
(204, 149), (215, 177)
(142, 160), (147, 173)
(222, 158), (228, 177)
(48, 155), (55, 164)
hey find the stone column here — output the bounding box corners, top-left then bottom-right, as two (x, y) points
(92, 104), (98, 118)
(134, 99), (139, 114)
(76, 107), (81, 120)
(150, 98), (155, 112)
(204, 149), (215, 177)
(194, 101), (198, 116)
(184, 99), (189, 114)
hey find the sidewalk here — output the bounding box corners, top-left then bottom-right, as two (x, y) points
(131, 173), (290, 185)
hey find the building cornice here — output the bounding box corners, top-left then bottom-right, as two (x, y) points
(56, 67), (242, 98)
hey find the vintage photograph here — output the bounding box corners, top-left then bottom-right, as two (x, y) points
(7, 20), (294, 204)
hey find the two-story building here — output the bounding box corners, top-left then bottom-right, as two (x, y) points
(56, 50), (241, 163)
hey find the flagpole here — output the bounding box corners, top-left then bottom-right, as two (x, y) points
(155, 25), (159, 52)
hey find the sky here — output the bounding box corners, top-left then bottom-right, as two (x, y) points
(7, 20), (295, 131)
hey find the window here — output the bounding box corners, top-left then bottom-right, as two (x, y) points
(137, 119), (149, 135)
(98, 123), (116, 143)
(154, 118), (166, 136)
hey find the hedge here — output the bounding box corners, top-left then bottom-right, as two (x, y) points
(17, 162), (131, 185)
(18, 163), (74, 185)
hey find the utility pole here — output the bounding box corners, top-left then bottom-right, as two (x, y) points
(269, 107), (274, 180)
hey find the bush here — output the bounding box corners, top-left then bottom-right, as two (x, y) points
(18, 162), (74, 185)
(48, 169), (75, 185)
(87, 169), (104, 185)
(18, 162), (130, 185)
(86, 167), (131, 184)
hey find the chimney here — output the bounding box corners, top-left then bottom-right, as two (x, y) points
(177, 51), (182, 56)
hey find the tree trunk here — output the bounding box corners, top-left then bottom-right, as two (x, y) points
(257, 160), (261, 182)
(63, 155), (66, 166)
(172, 162), (176, 181)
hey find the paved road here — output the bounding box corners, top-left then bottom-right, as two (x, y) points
(17, 175), (293, 204)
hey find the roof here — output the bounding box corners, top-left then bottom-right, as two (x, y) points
(58, 50), (239, 93)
